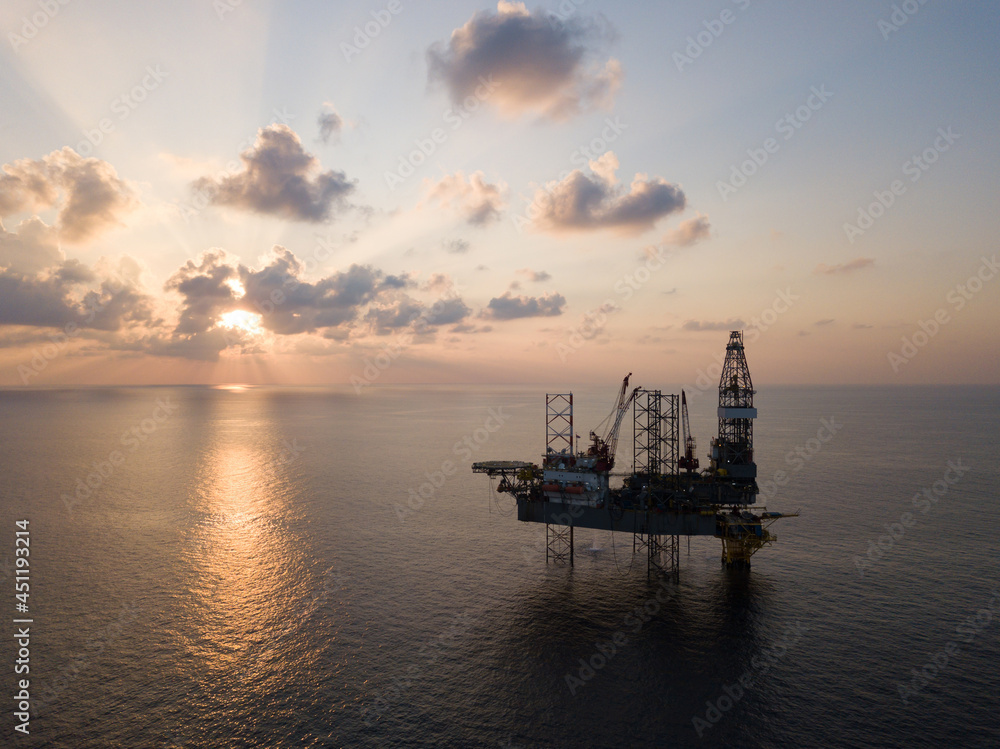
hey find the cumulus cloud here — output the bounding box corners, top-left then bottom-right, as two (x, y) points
(423, 171), (506, 226)
(0, 148), (138, 243)
(815, 257), (874, 275)
(0, 253), (156, 333)
(164, 249), (241, 336)
(365, 294), (472, 333)
(481, 291), (566, 320)
(0, 217), (63, 274)
(661, 212), (711, 247)
(427, 1), (622, 121)
(530, 151), (685, 234)
(317, 105), (344, 144)
(682, 318), (745, 332)
(192, 125), (355, 222)
(155, 246), (479, 359)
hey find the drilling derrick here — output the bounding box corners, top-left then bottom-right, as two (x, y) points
(711, 331), (758, 502)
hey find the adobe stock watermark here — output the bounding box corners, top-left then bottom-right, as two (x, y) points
(758, 416), (842, 500)
(60, 398), (180, 516)
(672, 0), (752, 72)
(359, 608), (479, 726)
(510, 116), (627, 232)
(854, 459), (970, 577)
(844, 126), (959, 243)
(684, 288), (798, 398)
(72, 65), (169, 157)
(340, 0), (403, 63)
(178, 107), (297, 222)
(547, 0), (587, 28)
(896, 587), (999, 706)
(229, 565), (348, 684)
(32, 600), (141, 718)
(878, 0), (930, 41)
(887, 254), (997, 373)
(349, 290), (468, 393)
(16, 267), (136, 384)
(692, 621), (807, 737)
(556, 244), (668, 362)
(717, 85), (833, 201)
(565, 575), (677, 695)
(8, 0), (72, 52)
(394, 407), (511, 522)
(383, 75), (499, 191)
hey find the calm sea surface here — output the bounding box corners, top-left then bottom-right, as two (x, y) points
(1, 385), (998, 748)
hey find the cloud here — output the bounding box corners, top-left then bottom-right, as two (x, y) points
(443, 238), (470, 254)
(317, 106), (344, 144)
(427, 1), (621, 121)
(423, 171), (506, 226)
(481, 291), (566, 320)
(0, 148), (138, 243)
(682, 318), (745, 332)
(661, 213), (711, 247)
(515, 268), (551, 282)
(164, 249), (240, 337)
(814, 318), (835, 326)
(814, 257), (874, 275)
(853, 322), (873, 329)
(238, 249), (408, 335)
(156, 246), (421, 359)
(0, 253), (156, 333)
(192, 125), (355, 222)
(530, 152), (685, 234)
(0, 217), (63, 274)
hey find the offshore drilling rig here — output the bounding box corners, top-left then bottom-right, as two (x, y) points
(472, 331), (796, 574)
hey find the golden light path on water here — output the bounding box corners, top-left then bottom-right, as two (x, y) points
(178, 392), (315, 702)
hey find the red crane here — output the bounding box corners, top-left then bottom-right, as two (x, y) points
(586, 373), (638, 472)
(678, 389), (700, 472)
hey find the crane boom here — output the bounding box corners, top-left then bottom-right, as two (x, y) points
(679, 389), (699, 472)
(587, 373), (638, 471)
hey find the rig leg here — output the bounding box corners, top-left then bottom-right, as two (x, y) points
(647, 534), (680, 579)
(546, 524), (574, 566)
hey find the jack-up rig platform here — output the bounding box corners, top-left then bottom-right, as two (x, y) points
(473, 331), (797, 575)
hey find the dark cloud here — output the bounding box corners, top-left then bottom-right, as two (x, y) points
(192, 125), (355, 222)
(682, 319), (745, 332)
(317, 107), (344, 144)
(239, 249), (408, 334)
(814, 258), (874, 275)
(531, 152), (685, 234)
(423, 171), (505, 226)
(482, 291), (566, 320)
(164, 249), (240, 336)
(428, 1), (621, 121)
(0, 254), (155, 333)
(0, 148), (138, 243)
(365, 294), (471, 334)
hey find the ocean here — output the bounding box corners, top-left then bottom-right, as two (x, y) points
(2, 384), (998, 748)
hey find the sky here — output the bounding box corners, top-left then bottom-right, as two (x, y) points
(0, 0), (998, 387)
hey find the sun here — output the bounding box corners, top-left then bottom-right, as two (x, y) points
(225, 278), (246, 297)
(217, 309), (263, 336)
